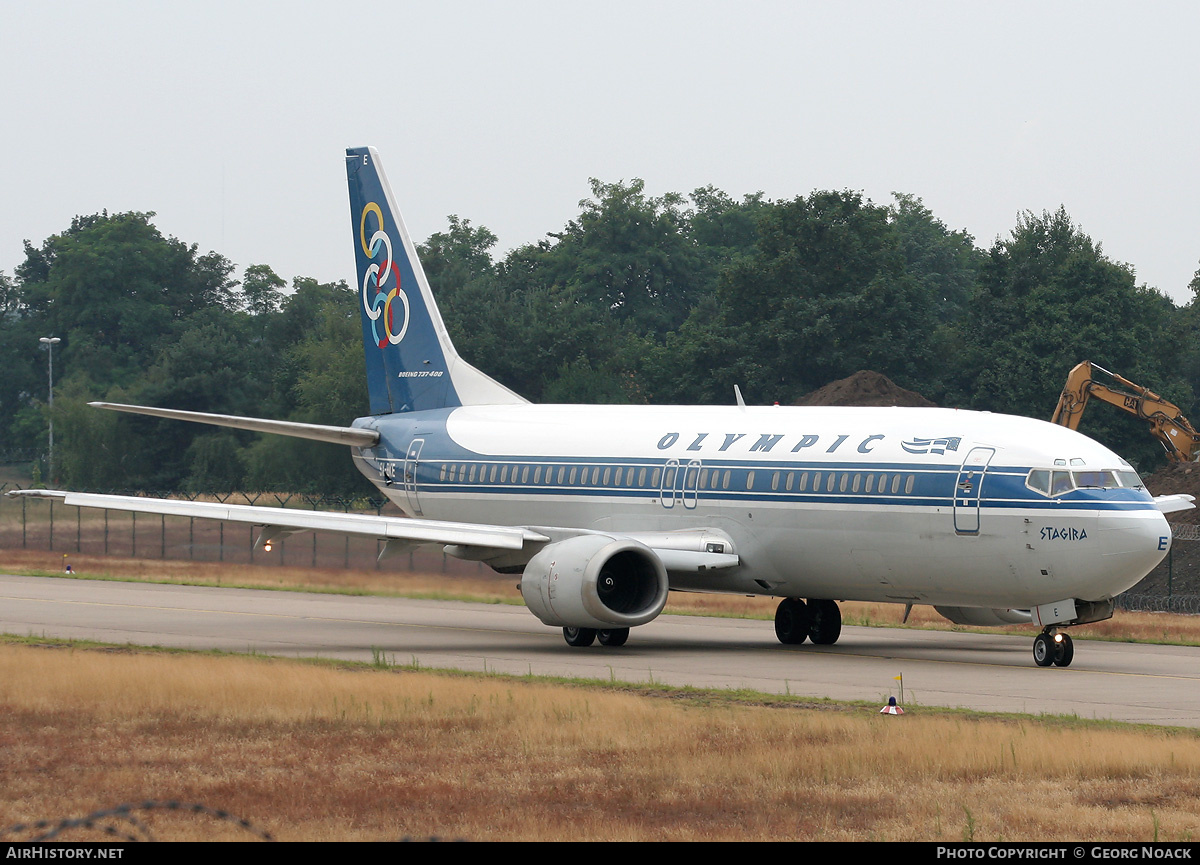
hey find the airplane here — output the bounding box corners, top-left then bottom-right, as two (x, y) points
(9, 146), (1193, 667)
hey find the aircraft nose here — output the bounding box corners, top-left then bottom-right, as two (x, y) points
(1094, 510), (1172, 595)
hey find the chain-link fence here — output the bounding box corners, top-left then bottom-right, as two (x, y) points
(0, 483), (485, 576)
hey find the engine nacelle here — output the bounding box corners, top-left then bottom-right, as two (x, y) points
(934, 606), (1033, 626)
(521, 535), (669, 629)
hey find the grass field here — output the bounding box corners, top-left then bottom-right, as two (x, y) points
(4, 550), (1200, 841)
(2, 641), (1200, 842)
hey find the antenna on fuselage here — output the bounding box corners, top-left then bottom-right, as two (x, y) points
(734, 385), (746, 411)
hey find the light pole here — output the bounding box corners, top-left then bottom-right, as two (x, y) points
(39, 337), (60, 483)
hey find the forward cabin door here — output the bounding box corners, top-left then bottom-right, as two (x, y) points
(953, 447), (995, 535)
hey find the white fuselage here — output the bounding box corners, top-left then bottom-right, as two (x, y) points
(353, 403), (1170, 610)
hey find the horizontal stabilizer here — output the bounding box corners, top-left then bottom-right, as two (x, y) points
(89, 402), (380, 448)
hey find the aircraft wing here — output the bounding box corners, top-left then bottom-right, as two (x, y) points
(9, 489), (546, 551)
(1154, 493), (1196, 514)
(5, 490), (741, 573)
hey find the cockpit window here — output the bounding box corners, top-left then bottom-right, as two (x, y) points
(1116, 470), (1144, 489)
(1072, 470), (1120, 489)
(1050, 471), (1074, 495)
(1028, 466), (1143, 496)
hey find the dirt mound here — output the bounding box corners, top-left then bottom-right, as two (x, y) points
(796, 370), (936, 408)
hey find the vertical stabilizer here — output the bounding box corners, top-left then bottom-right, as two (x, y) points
(346, 147), (526, 414)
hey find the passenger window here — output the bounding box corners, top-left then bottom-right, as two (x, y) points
(557, 466), (566, 484)
(891, 475), (901, 494)
(799, 472), (808, 492)
(568, 467), (577, 484)
(785, 472), (794, 491)
(865, 474), (874, 493)
(521, 466), (529, 484)
(469, 465), (477, 483)
(746, 471), (755, 490)
(826, 473), (835, 492)
(498, 465), (507, 483)
(905, 475), (915, 494)
(839, 474), (848, 493)
(771, 471), (780, 491)
(722, 470), (731, 489)
(533, 466), (542, 484)
(812, 472), (821, 491)
(852, 474), (861, 493)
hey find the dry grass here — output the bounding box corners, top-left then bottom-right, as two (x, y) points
(2, 644), (1199, 842)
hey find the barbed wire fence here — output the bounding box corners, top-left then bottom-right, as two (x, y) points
(0, 799), (467, 841)
(0, 800), (274, 842)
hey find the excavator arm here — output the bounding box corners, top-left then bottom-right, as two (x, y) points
(1051, 361), (1200, 462)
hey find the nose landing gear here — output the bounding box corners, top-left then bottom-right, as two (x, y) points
(1033, 629), (1074, 667)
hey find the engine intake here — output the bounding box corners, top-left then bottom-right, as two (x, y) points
(521, 535), (669, 629)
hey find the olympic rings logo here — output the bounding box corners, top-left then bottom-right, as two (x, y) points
(359, 201), (410, 348)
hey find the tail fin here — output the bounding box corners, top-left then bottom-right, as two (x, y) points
(345, 146), (526, 414)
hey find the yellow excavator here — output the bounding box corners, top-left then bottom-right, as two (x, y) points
(1051, 361), (1200, 462)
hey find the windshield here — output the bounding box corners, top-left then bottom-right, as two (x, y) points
(1026, 467), (1142, 496)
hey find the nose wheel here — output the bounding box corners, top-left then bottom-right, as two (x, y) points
(1033, 630), (1073, 667)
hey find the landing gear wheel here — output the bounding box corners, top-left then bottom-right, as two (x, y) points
(774, 598), (810, 645)
(1033, 632), (1055, 667)
(563, 627), (597, 647)
(1053, 633), (1074, 667)
(808, 599), (842, 645)
(598, 628), (630, 647)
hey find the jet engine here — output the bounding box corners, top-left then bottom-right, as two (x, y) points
(934, 606), (1033, 626)
(520, 535), (670, 629)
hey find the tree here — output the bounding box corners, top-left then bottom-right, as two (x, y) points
(665, 190), (940, 404)
(240, 263), (286, 316)
(15, 211), (237, 389)
(949, 207), (1183, 468)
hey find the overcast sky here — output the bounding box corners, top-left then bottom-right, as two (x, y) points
(2, 1), (1197, 303)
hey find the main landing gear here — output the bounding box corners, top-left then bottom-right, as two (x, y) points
(562, 627), (631, 648)
(774, 598), (842, 646)
(1032, 629), (1074, 668)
